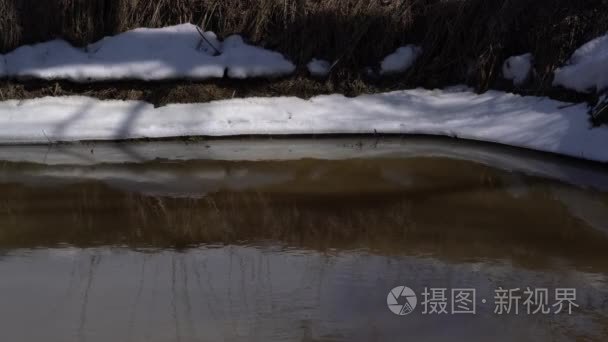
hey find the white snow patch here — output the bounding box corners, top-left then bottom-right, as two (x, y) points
(502, 53), (533, 85)
(307, 59), (331, 77)
(6, 40), (96, 80)
(0, 88), (606, 162)
(380, 45), (422, 74)
(221, 35), (295, 79)
(553, 34), (608, 93)
(2, 23), (295, 82)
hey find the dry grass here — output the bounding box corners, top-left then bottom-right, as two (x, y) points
(0, 0), (19, 51)
(0, 76), (395, 105)
(0, 0), (606, 103)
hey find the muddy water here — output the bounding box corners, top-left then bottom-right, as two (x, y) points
(0, 139), (607, 341)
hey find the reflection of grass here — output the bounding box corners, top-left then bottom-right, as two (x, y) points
(1, 180), (608, 273)
(0, 183), (414, 250)
(125, 191), (414, 250)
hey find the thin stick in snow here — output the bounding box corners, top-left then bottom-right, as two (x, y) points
(41, 129), (53, 144)
(196, 26), (221, 56)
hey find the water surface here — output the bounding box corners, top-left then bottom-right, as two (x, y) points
(0, 138), (607, 341)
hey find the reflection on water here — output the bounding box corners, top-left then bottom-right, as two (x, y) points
(0, 141), (607, 341)
(1, 247), (606, 342)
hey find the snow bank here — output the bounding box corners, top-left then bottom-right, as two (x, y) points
(380, 45), (422, 74)
(2, 24), (295, 82)
(5, 40), (94, 80)
(307, 59), (331, 77)
(553, 34), (608, 93)
(502, 53), (533, 85)
(0, 88), (606, 162)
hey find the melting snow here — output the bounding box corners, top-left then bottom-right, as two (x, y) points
(0, 88), (605, 162)
(307, 59), (331, 77)
(502, 53), (533, 86)
(380, 45), (422, 74)
(553, 34), (608, 93)
(2, 24), (295, 82)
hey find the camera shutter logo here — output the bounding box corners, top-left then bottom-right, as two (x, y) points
(387, 286), (417, 315)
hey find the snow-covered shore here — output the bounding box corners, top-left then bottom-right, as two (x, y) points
(0, 87), (606, 162)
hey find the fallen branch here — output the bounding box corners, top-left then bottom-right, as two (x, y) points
(196, 26), (221, 56)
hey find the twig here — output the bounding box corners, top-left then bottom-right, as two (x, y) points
(328, 58), (341, 73)
(557, 103), (580, 109)
(196, 26), (221, 56)
(41, 129), (53, 144)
